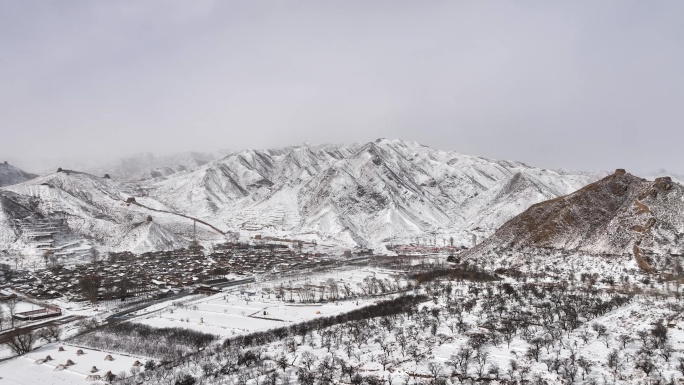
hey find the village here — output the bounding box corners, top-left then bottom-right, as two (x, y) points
(0, 240), (346, 304)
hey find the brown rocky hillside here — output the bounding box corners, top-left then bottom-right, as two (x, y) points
(465, 169), (684, 274)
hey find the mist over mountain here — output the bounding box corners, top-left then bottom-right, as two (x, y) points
(83, 150), (234, 181)
(7, 150), (233, 180)
(0, 161), (37, 187)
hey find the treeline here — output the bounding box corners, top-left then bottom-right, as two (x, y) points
(411, 266), (499, 284)
(224, 294), (428, 350)
(70, 323), (216, 361)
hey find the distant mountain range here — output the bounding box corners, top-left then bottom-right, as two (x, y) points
(0, 161), (38, 187)
(0, 139), (606, 261)
(83, 150), (234, 181)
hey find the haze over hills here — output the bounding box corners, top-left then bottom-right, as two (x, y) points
(5, 150), (234, 182)
(464, 169), (684, 274)
(83, 150), (234, 181)
(0, 139), (605, 262)
(0, 161), (38, 187)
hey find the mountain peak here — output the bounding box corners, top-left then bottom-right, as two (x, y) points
(0, 162), (37, 187)
(465, 171), (684, 274)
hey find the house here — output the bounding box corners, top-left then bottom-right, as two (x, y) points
(195, 286), (222, 295)
(13, 306), (62, 321)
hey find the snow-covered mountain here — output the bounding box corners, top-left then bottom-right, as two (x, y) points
(0, 161), (37, 187)
(0, 170), (216, 260)
(148, 139), (602, 249)
(0, 139), (606, 257)
(464, 169), (684, 274)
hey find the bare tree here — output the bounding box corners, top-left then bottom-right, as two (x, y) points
(598, 332), (611, 348)
(449, 346), (473, 379)
(635, 354), (655, 376)
(526, 344), (541, 362)
(636, 329), (650, 346)
(618, 334), (633, 349)
(591, 323), (607, 339)
(0, 327), (36, 355)
(507, 359), (518, 382)
(296, 367), (315, 385)
(79, 274), (102, 303)
(651, 320), (668, 348)
(578, 328), (592, 344)
(275, 353), (289, 372)
(427, 361), (445, 384)
(577, 357), (593, 380)
(299, 351), (316, 371)
(660, 343), (673, 362)
(475, 350), (490, 377)
(606, 349), (620, 375)
(488, 363), (501, 380)
(38, 324), (61, 342)
(592, 323), (610, 348)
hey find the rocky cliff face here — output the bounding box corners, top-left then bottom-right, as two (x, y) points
(464, 170), (684, 274)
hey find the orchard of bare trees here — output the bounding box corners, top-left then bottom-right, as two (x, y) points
(89, 264), (684, 385)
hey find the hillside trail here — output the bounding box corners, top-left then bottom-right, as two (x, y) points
(125, 199), (224, 235)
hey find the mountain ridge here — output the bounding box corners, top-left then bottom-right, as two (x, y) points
(148, 139), (604, 249)
(0, 139), (605, 261)
(0, 161), (38, 187)
(463, 169), (684, 274)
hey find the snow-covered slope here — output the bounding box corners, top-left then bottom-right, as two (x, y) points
(0, 191), (37, 246)
(1, 170), (210, 256)
(0, 140), (606, 255)
(149, 139), (602, 250)
(0, 161), (37, 187)
(150, 143), (360, 219)
(464, 169), (684, 273)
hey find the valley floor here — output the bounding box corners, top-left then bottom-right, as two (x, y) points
(1, 258), (683, 385)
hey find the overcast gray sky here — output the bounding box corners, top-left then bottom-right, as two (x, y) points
(1, 1), (683, 174)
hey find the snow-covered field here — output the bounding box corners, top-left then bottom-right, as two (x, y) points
(133, 294), (382, 338)
(130, 267), (405, 338)
(0, 344), (149, 385)
(0, 299), (43, 315)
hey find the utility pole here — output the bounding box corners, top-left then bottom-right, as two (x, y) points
(192, 220), (198, 251)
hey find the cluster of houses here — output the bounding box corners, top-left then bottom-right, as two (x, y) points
(0, 269), (60, 299)
(3, 242), (335, 302)
(211, 242), (332, 275)
(389, 244), (465, 255)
